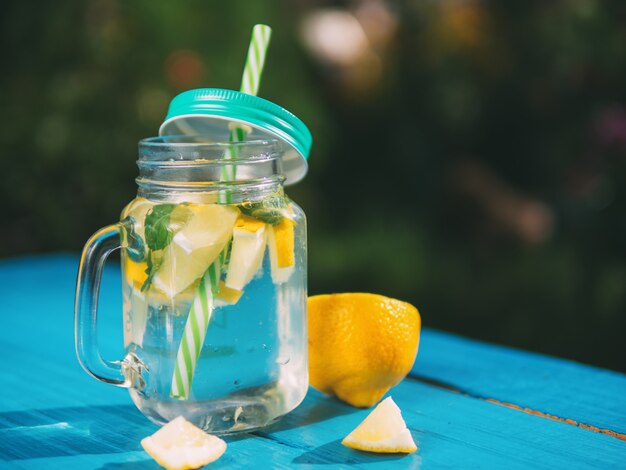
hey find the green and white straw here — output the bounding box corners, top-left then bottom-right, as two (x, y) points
(220, 24), (272, 192)
(171, 24), (272, 400)
(171, 263), (220, 399)
(240, 24), (272, 96)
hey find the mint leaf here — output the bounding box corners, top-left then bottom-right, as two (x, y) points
(141, 203), (192, 291)
(144, 204), (177, 251)
(239, 194), (290, 225)
(141, 252), (160, 292)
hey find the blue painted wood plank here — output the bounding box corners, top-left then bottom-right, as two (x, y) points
(4, 380), (625, 469)
(412, 329), (626, 436)
(1, 254), (625, 469)
(263, 382), (626, 469)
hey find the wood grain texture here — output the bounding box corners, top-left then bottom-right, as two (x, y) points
(1, 254), (625, 469)
(412, 329), (626, 436)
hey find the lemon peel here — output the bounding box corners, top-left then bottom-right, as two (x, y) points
(308, 293), (421, 407)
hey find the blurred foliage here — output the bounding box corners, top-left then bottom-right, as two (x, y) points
(1, 0), (625, 372)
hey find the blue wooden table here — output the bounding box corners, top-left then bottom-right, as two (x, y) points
(1, 255), (625, 469)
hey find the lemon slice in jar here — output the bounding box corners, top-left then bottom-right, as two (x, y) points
(215, 280), (244, 305)
(152, 204), (238, 297)
(141, 416), (227, 470)
(225, 215), (267, 291)
(267, 217), (295, 284)
(123, 197), (154, 240)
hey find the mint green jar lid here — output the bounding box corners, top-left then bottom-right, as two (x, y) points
(159, 88), (312, 185)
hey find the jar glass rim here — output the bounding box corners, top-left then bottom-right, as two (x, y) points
(139, 135), (280, 148)
(138, 136), (282, 165)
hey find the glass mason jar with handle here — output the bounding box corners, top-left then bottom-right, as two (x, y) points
(75, 90), (311, 434)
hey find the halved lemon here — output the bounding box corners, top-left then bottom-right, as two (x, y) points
(342, 397), (417, 453)
(308, 293), (420, 407)
(141, 416), (226, 470)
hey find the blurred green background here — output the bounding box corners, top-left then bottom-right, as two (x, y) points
(2, 0), (625, 372)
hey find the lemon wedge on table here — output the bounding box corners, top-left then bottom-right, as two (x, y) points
(141, 416), (227, 470)
(225, 214), (267, 291)
(152, 204), (238, 297)
(342, 397), (417, 454)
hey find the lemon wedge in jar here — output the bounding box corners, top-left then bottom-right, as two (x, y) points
(225, 215), (267, 291)
(215, 280), (244, 306)
(152, 204), (238, 297)
(267, 217), (295, 284)
(141, 416), (227, 470)
(342, 397), (417, 454)
(122, 197), (153, 241)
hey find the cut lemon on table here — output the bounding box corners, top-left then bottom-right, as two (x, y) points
(141, 416), (227, 470)
(153, 204), (239, 297)
(342, 397), (417, 454)
(308, 293), (421, 408)
(225, 214), (267, 291)
(268, 217), (295, 284)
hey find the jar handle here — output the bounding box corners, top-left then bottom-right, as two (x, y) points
(74, 224), (129, 387)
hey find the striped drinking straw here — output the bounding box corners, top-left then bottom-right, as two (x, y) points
(220, 24), (273, 196)
(171, 24), (273, 400)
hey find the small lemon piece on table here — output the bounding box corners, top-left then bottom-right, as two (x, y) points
(141, 416), (226, 470)
(342, 396), (417, 453)
(308, 293), (421, 407)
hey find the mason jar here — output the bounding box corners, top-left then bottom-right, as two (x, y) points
(75, 134), (308, 433)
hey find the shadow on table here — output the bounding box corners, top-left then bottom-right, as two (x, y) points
(0, 390), (364, 464)
(99, 461), (158, 469)
(0, 404), (151, 461)
(253, 388), (361, 435)
(292, 438), (422, 467)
